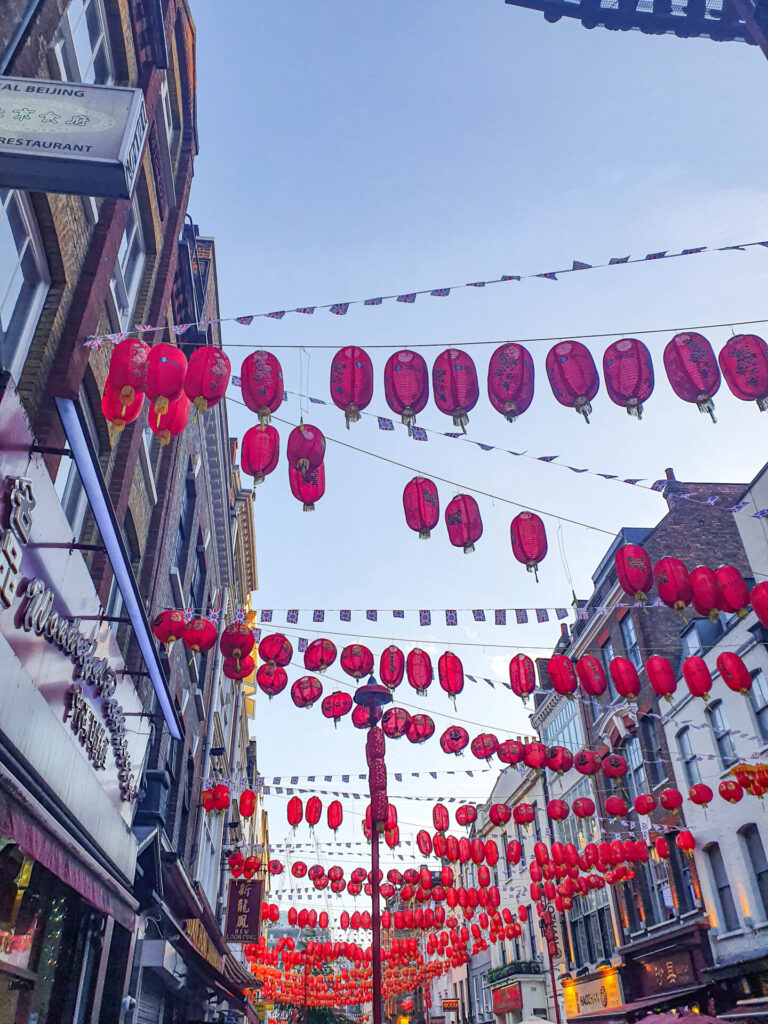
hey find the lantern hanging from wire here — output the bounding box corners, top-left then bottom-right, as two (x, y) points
(676, 831), (696, 856)
(609, 657), (640, 700)
(497, 739), (525, 764)
(572, 797), (595, 819)
(445, 494), (483, 553)
(546, 745), (573, 774)
(690, 566), (723, 621)
(291, 676), (323, 709)
(328, 800), (343, 832)
(513, 803), (535, 827)
(605, 795), (628, 817)
(184, 346), (231, 415)
(183, 617), (218, 654)
(407, 648), (433, 695)
(382, 707), (411, 739)
(509, 654), (536, 703)
(287, 796), (303, 829)
(576, 655), (607, 697)
(545, 340), (599, 423)
(304, 638), (337, 673)
(321, 690), (352, 726)
(352, 703), (381, 729)
(432, 348), (479, 432)
(719, 780), (744, 804)
(489, 804), (512, 827)
(101, 377), (145, 434)
(241, 350), (283, 424)
(287, 422), (326, 479)
(523, 741), (548, 772)
(341, 644), (374, 679)
(663, 332), (720, 421)
(406, 714), (435, 744)
(547, 654), (578, 699)
(510, 512), (547, 581)
(403, 477), (440, 539)
(659, 787), (683, 812)
(440, 725), (469, 756)
(223, 655), (255, 681)
(689, 783), (713, 808)
(602, 337), (654, 419)
(681, 656), (711, 701)
(471, 733), (499, 762)
(148, 393), (190, 445)
(717, 651), (752, 695)
(255, 663), (288, 697)
(486, 342), (535, 422)
(384, 349), (430, 432)
(654, 556), (692, 612)
(646, 655), (677, 702)
(380, 645), (405, 689)
(438, 651), (464, 707)
(152, 609), (186, 646)
(305, 796), (322, 828)
(241, 424), (280, 484)
(289, 462), (325, 511)
(108, 337), (150, 411)
(146, 343), (188, 425)
(220, 622), (255, 669)
(615, 543), (653, 602)
(330, 346), (374, 427)
(718, 334), (768, 412)
(754, 582), (768, 627)
(716, 565), (750, 618)
(574, 749), (600, 775)
(601, 753), (628, 779)
(259, 633), (292, 667)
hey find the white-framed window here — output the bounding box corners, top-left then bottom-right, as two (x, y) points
(749, 670), (768, 744)
(705, 842), (740, 932)
(620, 614), (642, 669)
(707, 699), (737, 768)
(51, 0), (114, 85)
(0, 189), (49, 381)
(109, 196), (146, 331)
(623, 733), (648, 803)
(677, 726), (701, 787)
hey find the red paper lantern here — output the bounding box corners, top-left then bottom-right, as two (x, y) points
(339, 644), (373, 680)
(108, 337), (150, 408)
(268, 859), (283, 875)
(605, 795), (628, 817)
(487, 342), (535, 422)
(548, 655), (578, 699)
(222, 655), (255, 681)
(509, 654), (536, 701)
(101, 377), (144, 433)
(577, 655), (607, 697)
(241, 424), (280, 484)
(438, 652), (464, 703)
(440, 725), (469, 755)
(546, 340), (599, 423)
(153, 609), (186, 645)
(259, 633), (293, 667)
(574, 749), (600, 775)
(602, 753), (627, 779)
(572, 797), (595, 819)
(615, 543), (653, 602)
(754, 582), (768, 626)
(512, 804), (535, 826)
(287, 796), (303, 828)
(402, 476), (440, 540)
(445, 494), (483, 553)
(382, 707), (411, 739)
(407, 648), (433, 695)
(291, 675), (323, 708)
(547, 800), (569, 821)
(510, 512), (547, 581)
(546, 745), (574, 774)
(507, 840), (522, 865)
(256, 664), (288, 697)
(352, 704), (381, 729)
(690, 565), (723, 621)
(634, 793), (657, 816)
(455, 805), (477, 828)
(682, 656), (712, 701)
(718, 334), (768, 411)
(664, 332), (720, 421)
(378, 645), (405, 690)
(659, 788), (683, 811)
(406, 714), (434, 744)
(676, 830), (696, 855)
(689, 783), (713, 808)
(328, 800), (343, 831)
(646, 655), (677, 702)
(603, 337), (654, 418)
(471, 734), (499, 761)
(609, 657), (640, 700)
(241, 350), (283, 424)
(524, 741), (548, 771)
(287, 423), (326, 478)
(719, 780), (744, 804)
(655, 837), (670, 860)
(330, 346), (374, 427)
(184, 346), (230, 414)
(304, 638), (337, 673)
(146, 343), (188, 424)
(716, 565), (750, 619)
(321, 691), (353, 725)
(183, 617), (218, 654)
(289, 462), (325, 511)
(148, 392), (190, 445)
(220, 623), (255, 666)
(654, 556), (692, 611)
(489, 804), (512, 827)
(433, 804), (450, 833)
(384, 350), (429, 430)
(432, 348), (479, 431)
(306, 796), (323, 827)
(717, 652), (752, 695)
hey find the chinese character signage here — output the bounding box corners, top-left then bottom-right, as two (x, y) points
(224, 879), (263, 943)
(492, 982), (523, 1013)
(638, 951), (695, 996)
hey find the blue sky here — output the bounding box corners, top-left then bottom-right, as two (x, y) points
(188, 0), (768, 888)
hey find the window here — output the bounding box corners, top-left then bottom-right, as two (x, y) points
(543, 701), (582, 754)
(109, 196), (146, 331)
(54, 382), (102, 539)
(600, 638), (618, 700)
(623, 734), (648, 804)
(677, 727), (701, 787)
(708, 700), (737, 768)
(173, 473), (196, 572)
(620, 614), (642, 669)
(749, 670), (768, 744)
(640, 716), (665, 787)
(514, 822), (527, 866)
(706, 843), (740, 932)
(556, 777), (598, 850)
(741, 824), (768, 919)
(668, 840), (695, 913)
(52, 0), (114, 84)
(0, 190), (49, 380)
(568, 885), (613, 968)
(190, 547), (206, 614)
(681, 616), (726, 659)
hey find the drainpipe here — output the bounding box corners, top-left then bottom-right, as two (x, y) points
(0, 0), (45, 74)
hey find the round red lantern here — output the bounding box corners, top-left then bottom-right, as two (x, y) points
(146, 343), (188, 424)
(487, 342), (535, 422)
(751, 582), (768, 627)
(256, 664), (287, 697)
(675, 830), (696, 855)
(438, 652), (464, 704)
(664, 332), (720, 420)
(602, 753), (627, 779)
(634, 793), (657, 816)
(509, 654), (536, 701)
(101, 377), (144, 433)
(659, 788), (683, 811)
(291, 675), (323, 709)
(268, 859), (283, 875)
(341, 644), (374, 679)
(523, 742), (548, 772)
(689, 783), (713, 808)
(403, 477), (440, 539)
(108, 337), (150, 409)
(605, 796), (628, 817)
(609, 657), (640, 700)
(330, 346), (374, 427)
(153, 609), (186, 645)
(717, 652), (752, 695)
(220, 623), (255, 667)
(304, 638), (337, 673)
(489, 804), (512, 827)
(577, 655), (607, 697)
(548, 655), (578, 699)
(716, 565), (750, 619)
(289, 462), (325, 511)
(545, 340), (599, 423)
(546, 745), (573, 774)
(655, 837), (670, 860)
(498, 739), (525, 764)
(654, 556), (692, 611)
(184, 346), (230, 415)
(407, 648), (433, 695)
(222, 654), (254, 681)
(385, 350), (429, 431)
(321, 691), (353, 725)
(382, 707), (411, 739)
(574, 749), (600, 775)
(406, 714), (435, 744)
(456, 805), (477, 828)
(512, 804), (535, 827)
(328, 800), (343, 831)
(646, 655), (677, 702)
(572, 797), (595, 819)
(183, 617), (218, 654)
(510, 512), (547, 581)
(287, 797), (303, 828)
(433, 803), (450, 833)
(682, 656), (712, 701)
(547, 800), (569, 821)
(241, 424), (280, 484)
(148, 392), (190, 445)
(440, 725), (469, 756)
(241, 350), (283, 424)
(471, 734), (499, 762)
(287, 423), (326, 479)
(718, 334), (768, 411)
(445, 494), (483, 553)
(352, 704), (381, 729)
(603, 337), (654, 418)
(432, 348), (479, 431)
(615, 543), (653, 602)
(719, 780), (744, 804)
(259, 633), (293, 667)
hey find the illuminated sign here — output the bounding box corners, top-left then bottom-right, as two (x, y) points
(563, 971), (623, 1017)
(493, 982), (523, 1013)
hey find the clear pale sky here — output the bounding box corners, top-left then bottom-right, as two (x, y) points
(188, 0), (768, 896)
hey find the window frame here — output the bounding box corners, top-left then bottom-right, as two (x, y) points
(0, 189), (50, 381)
(108, 194), (147, 332)
(51, 0), (115, 86)
(620, 613), (642, 670)
(740, 823), (768, 921)
(706, 842), (740, 932)
(748, 669), (768, 745)
(707, 699), (737, 769)
(677, 726), (701, 787)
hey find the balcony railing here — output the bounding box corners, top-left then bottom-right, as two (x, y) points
(487, 960), (543, 988)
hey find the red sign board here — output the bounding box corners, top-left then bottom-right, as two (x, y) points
(224, 879), (263, 942)
(493, 982), (523, 1013)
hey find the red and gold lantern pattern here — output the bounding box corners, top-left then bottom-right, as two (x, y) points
(341, 644), (374, 679)
(304, 638), (337, 673)
(149, 393), (190, 445)
(382, 707), (411, 739)
(291, 675), (323, 708)
(259, 633), (293, 667)
(184, 346), (230, 414)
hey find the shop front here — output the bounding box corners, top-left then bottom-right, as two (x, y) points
(563, 968), (625, 1024)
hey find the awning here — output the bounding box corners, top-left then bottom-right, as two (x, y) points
(572, 985), (706, 1021)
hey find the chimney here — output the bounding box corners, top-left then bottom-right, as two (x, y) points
(665, 468), (676, 481)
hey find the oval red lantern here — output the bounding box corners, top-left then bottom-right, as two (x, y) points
(577, 655), (607, 697)
(406, 714), (435, 744)
(289, 462), (325, 511)
(512, 803), (535, 826)
(646, 655), (677, 702)
(153, 610), (186, 645)
(655, 837), (670, 860)
(433, 804), (450, 833)
(676, 830), (696, 855)
(402, 476), (440, 540)
(574, 749), (600, 775)
(716, 565), (750, 619)
(718, 334), (768, 411)
(717, 652), (752, 696)
(507, 840), (522, 865)
(417, 830), (433, 856)
(304, 638), (337, 673)
(510, 512), (547, 581)
(664, 332), (720, 421)
(241, 350), (283, 424)
(602, 753), (628, 779)
(379, 645), (405, 690)
(223, 655), (255, 681)
(291, 675), (323, 709)
(615, 543), (653, 602)
(184, 346), (231, 415)
(659, 788), (683, 811)
(546, 745), (574, 774)
(407, 648), (433, 695)
(438, 652), (464, 704)
(718, 780), (744, 804)
(183, 617), (218, 654)
(146, 343), (188, 424)
(509, 654), (536, 702)
(609, 657), (640, 700)
(605, 795), (628, 817)
(603, 337), (654, 418)
(572, 797), (595, 819)
(220, 623), (255, 666)
(445, 494), (483, 553)
(306, 796), (322, 827)
(497, 739), (525, 765)
(384, 350), (429, 431)
(432, 348), (479, 431)
(321, 690), (353, 724)
(548, 655), (578, 699)
(101, 377), (145, 433)
(471, 839), (485, 865)
(287, 796), (303, 829)
(524, 741), (548, 772)
(255, 664), (288, 698)
(287, 422), (326, 479)
(340, 644), (374, 680)
(753, 582), (768, 627)
(455, 805), (477, 829)
(489, 804), (512, 827)
(487, 342), (535, 422)
(330, 346), (374, 427)
(259, 633), (293, 667)
(546, 800), (569, 822)
(108, 337), (150, 409)
(241, 424), (280, 484)
(654, 556), (692, 611)
(689, 783), (713, 808)
(328, 800), (343, 831)
(546, 340), (599, 423)
(471, 733), (499, 762)
(689, 566), (723, 622)
(149, 392), (190, 445)
(634, 793), (657, 816)
(382, 707), (411, 739)
(440, 725), (469, 756)
(682, 656), (712, 701)
(239, 789), (256, 819)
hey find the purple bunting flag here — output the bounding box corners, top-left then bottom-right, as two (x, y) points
(411, 426), (428, 441)
(366, 610), (378, 622)
(298, 638), (308, 652)
(609, 256), (630, 265)
(261, 610), (273, 623)
(397, 293), (416, 303)
(340, 610), (351, 622)
(430, 288), (450, 297)
(446, 610), (458, 626)
(572, 261), (592, 270)
(419, 610), (431, 626)
(501, 275), (521, 281)
(393, 610), (405, 619)
(286, 609), (298, 624)
(378, 417), (395, 430)
(313, 610), (325, 622)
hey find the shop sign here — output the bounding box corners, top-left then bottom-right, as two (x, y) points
(493, 981), (523, 1013)
(442, 998), (459, 1011)
(563, 971), (623, 1018)
(0, 76), (148, 198)
(224, 879), (263, 942)
(184, 918), (224, 973)
(637, 951), (695, 996)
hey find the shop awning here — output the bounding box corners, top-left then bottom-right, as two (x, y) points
(572, 985), (706, 1022)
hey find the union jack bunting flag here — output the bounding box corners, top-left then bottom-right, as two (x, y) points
(538, 455), (558, 463)
(623, 478), (642, 485)
(378, 417), (394, 430)
(609, 256), (630, 264)
(537, 272), (557, 280)
(444, 432), (462, 438)
(477, 443), (494, 451)
(260, 610), (273, 623)
(651, 480), (667, 492)
(645, 251), (667, 260)
(231, 375), (241, 386)
(753, 509), (768, 519)
(309, 396), (327, 404)
(253, 628), (261, 641)
(298, 638), (308, 652)
(419, 610), (431, 626)
(397, 293), (416, 303)
(330, 303), (350, 315)
(84, 337), (102, 350)
(313, 610), (325, 622)
(467, 281), (486, 287)
(445, 610), (458, 626)
(495, 609), (507, 625)
(704, 495), (719, 506)
(393, 610), (404, 618)
(572, 261), (591, 270)
(430, 288), (450, 296)
(171, 324), (191, 335)
(536, 609), (549, 623)
(681, 247), (706, 255)
(296, 307), (316, 314)
(184, 606), (194, 622)
(207, 608), (220, 623)
(472, 609), (486, 622)
(366, 610), (377, 622)
(134, 323), (153, 332)
(411, 427), (428, 441)
(515, 609), (529, 624)
(266, 310), (286, 319)
(364, 297), (383, 306)
(556, 608), (569, 620)
(234, 608), (247, 624)
(727, 501), (748, 512)
(236, 316), (254, 325)
(501, 275), (521, 281)
(340, 610), (351, 622)
(286, 609), (299, 623)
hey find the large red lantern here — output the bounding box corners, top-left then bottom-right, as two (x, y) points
(513, 803), (535, 827)
(223, 655), (255, 681)
(510, 512), (547, 581)
(407, 648), (433, 695)
(291, 676), (323, 708)
(664, 332), (720, 421)
(384, 350), (429, 431)
(148, 392), (190, 445)
(718, 334), (768, 412)
(690, 566), (723, 621)
(548, 655), (577, 699)
(445, 494), (483, 553)
(287, 796), (303, 828)
(341, 644), (374, 679)
(659, 788), (683, 812)
(546, 800), (569, 822)
(352, 704), (381, 729)
(717, 652), (752, 695)
(241, 424), (280, 484)
(433, 804), (450, 833)
(546, 745), (573, 774)
(438, 652), (464, 704)
(634, 793), (657, 816)
(682, 656), (711, 701)
(509, 654), (536, 701)
(545, 340), (599, 423)
(382, 707), (411, 739)
(440, 725), (469, 755)
(328, 800), (343, 831)
(646, 655), (677, 702)
(153, 610), (186, 645)
(304, 638), (337, 673)
(689, 783), (713, 808)
(241, 350), (283, 424)
(602, 753), (627, 779)
(603, 337), (654, 419)
(456, 805), (477, 828)
(289, 463), (325, 511)
(407, 714), (435, 744)
(146, 343), (188, 424)
(489, 804), (512, 827)
(256, 664), (287, 697)
(471, 733), (499, 761)
(380, 646), (405, 689)
(753, 582), (768, 627)
(259, 633), (293, 667)
(287, 423), (326, 478)
(609, 657), (640, 700)
(615, 543), (653, 602)
(524, 741), (548, 771)
(605, 795), (628, 818)
(577, 655), (607, 697)
(220, 623), (255, 667)
(487, 342), (535, 422)
(716, 565), (750, 618)
(330, 346), (374, 427)
(719, 780), (744, 804)
(654, 556), (692, 612)
(572, 797), (595, 819)
(101, 377), (144, 433)
(321, 690), (353, 725)
(183, 617), (218, 654)
(432, 348), (479, 431)
(184, 346), (230, 414)
(402, 476), (440, 540)
(108, 337), (150, 409)
(306, 796), (323, 827)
